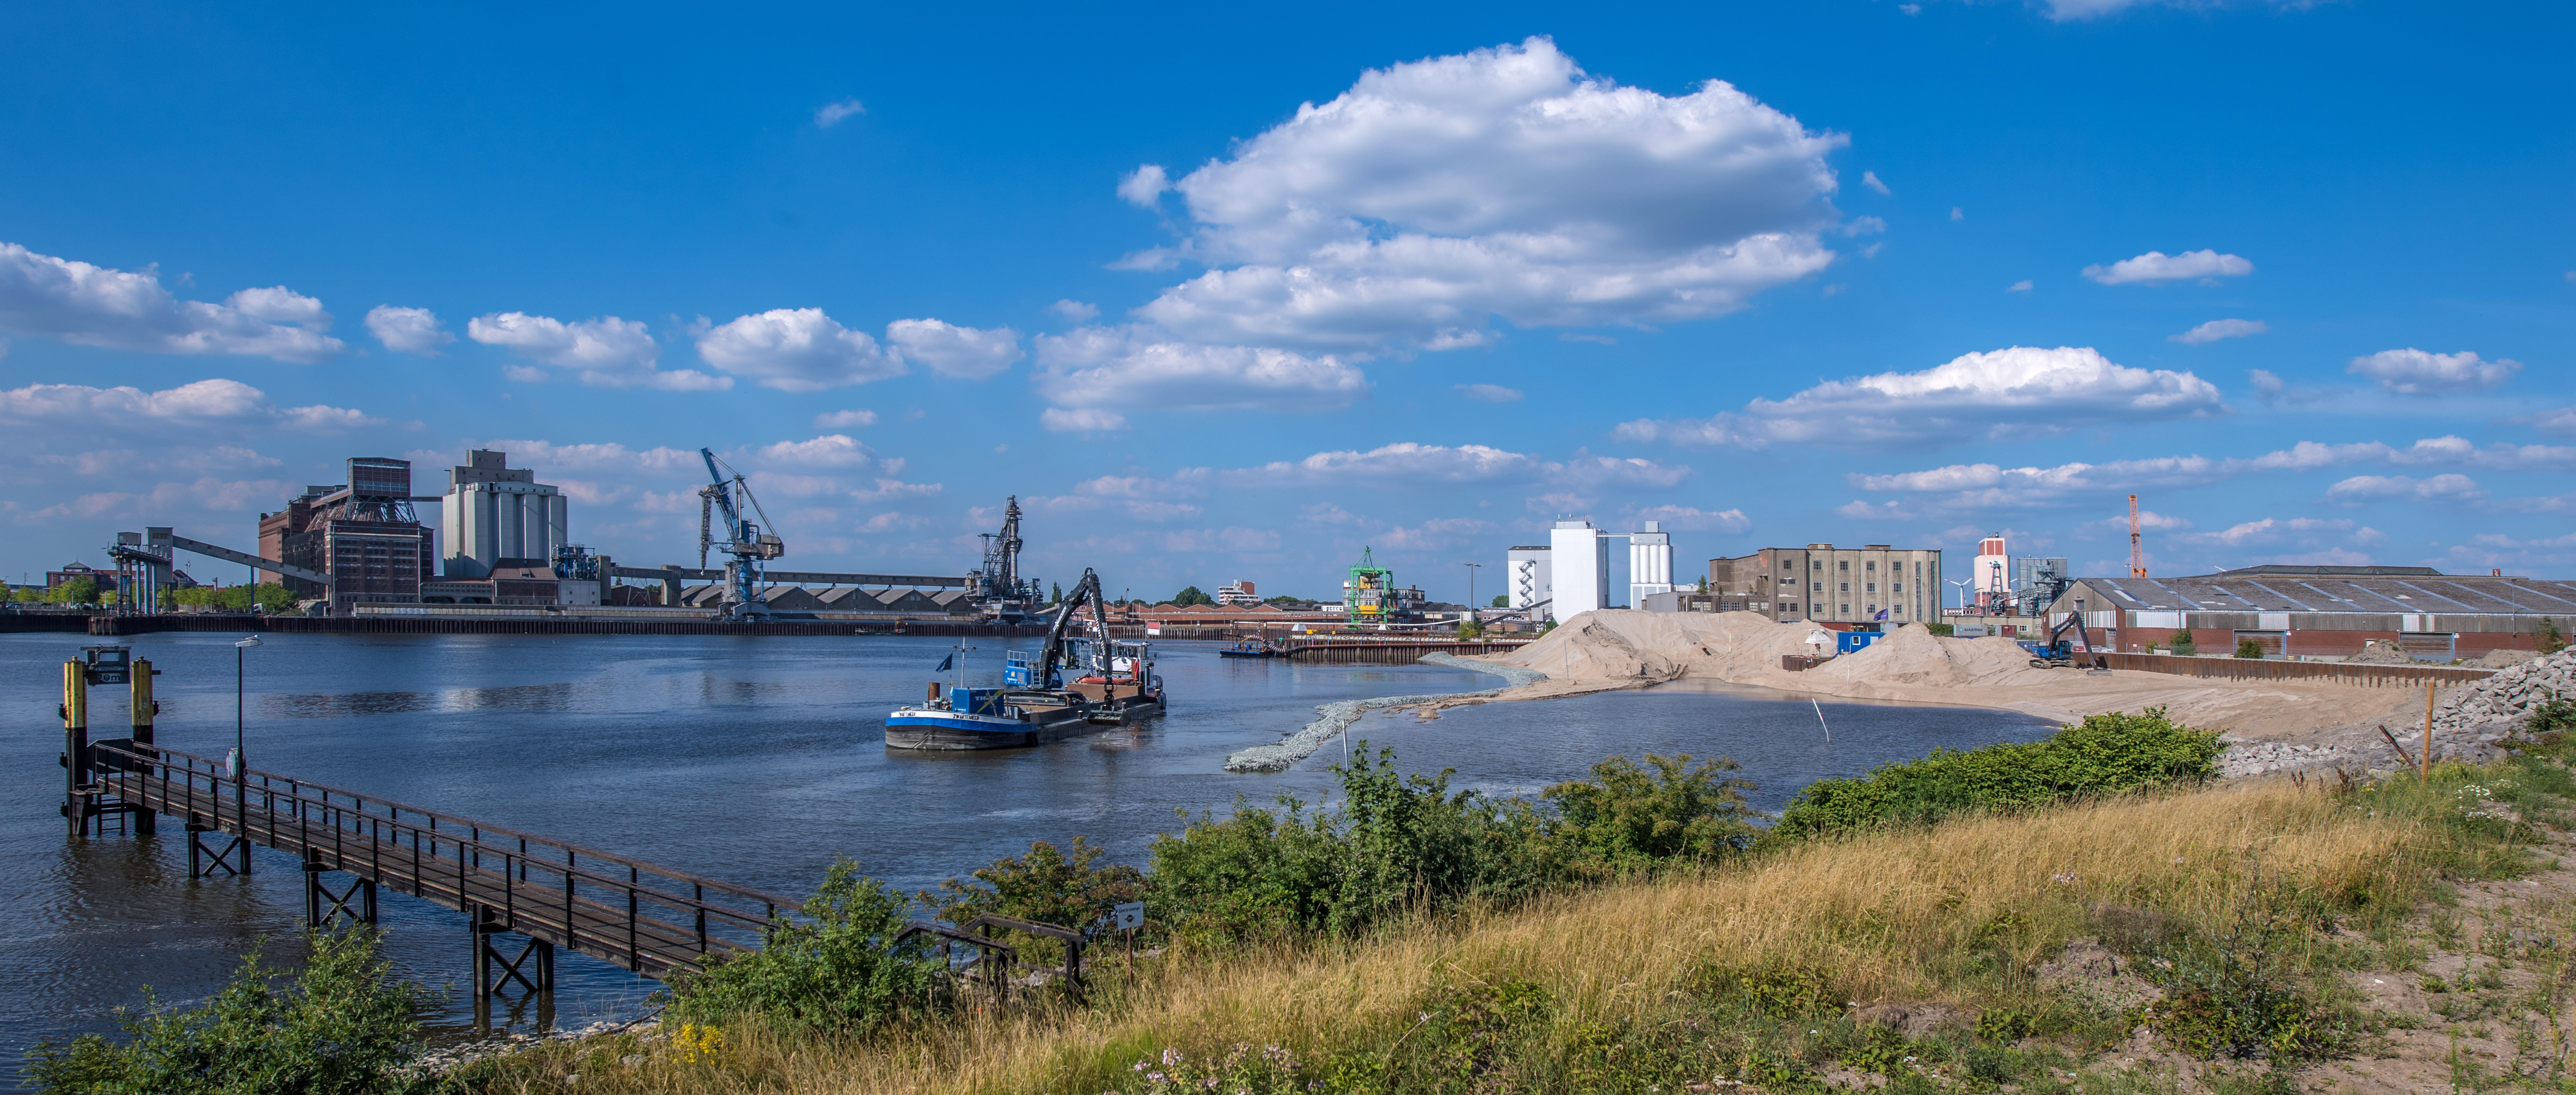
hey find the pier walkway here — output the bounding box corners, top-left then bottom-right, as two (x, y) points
(82, 740), (800, 996)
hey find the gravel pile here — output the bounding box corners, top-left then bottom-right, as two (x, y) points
(2431, 647), (2576, 738)
(1220, 654), (1547, 773)
(2214, 734), (2501, 779)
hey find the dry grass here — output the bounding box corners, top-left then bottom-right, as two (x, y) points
(465, 779), (2426, 1095)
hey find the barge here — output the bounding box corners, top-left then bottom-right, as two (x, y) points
(884, 566), (1165, 750)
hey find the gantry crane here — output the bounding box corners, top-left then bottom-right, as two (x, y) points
(698, 448), (785, 617)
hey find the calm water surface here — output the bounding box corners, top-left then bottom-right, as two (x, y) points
(0, 631), (2054, 1058)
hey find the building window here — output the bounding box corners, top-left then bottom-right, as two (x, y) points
(1839, 582), (1849, 592)
(1866, 561), (1876, 572)
(1839, 603), (1849, 614)
(1867, 603), (1877, 614)
(1866, 583), (1876, 592)
(1838, 560), (1849, 571)
(1893, 582), (1903, 593)
(1813, 582), (1823, 592)
(1894, 604), (1905, 615)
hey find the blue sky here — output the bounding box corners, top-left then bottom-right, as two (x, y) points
(3, 0), (2570, 603)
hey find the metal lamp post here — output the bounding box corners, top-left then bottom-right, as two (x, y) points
(1462, 562), (1481, 625)
(233, 635), (262, 777)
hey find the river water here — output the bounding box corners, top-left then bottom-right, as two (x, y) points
(0, 631), (2055, 1057)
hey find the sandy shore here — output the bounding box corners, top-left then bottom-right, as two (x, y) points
(1437, 610), (2442, 746)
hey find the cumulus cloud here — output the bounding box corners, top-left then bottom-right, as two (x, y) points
(1219, 442), (1686, 490)
(2346, 348), (2521, 396)
(2171, 318), (2266, 344)
(1049, 299), (1099, 323)
(2325, 473), (2484, 504)
(0, 241), (344, 362)
(1456, 383), (1524, 403)
(1040, 407), (1128, 432)
(814, 99), (866, 127)
(1032, 326), (1369, 412)
(813, 409), (878, 429)
(2081, 249), (2254, 285)
(1127, 38), (1845, 352)
(885, 318), (1022, 380)
(757, 434), (873, 468)
(2005, 280), (2032, 293)
(1118, 165), (1170, 208)
(691, 308), (901, 392)
(2174, 517), (2352, 547)
(1629, 504), (1750, 533)
(472, 439), (700, 473)
(2043, 0), (2322, 19)
(2523, 405), (2576, 439)
(471, 312), (728, 391)
(1613, 346), (2224, 448)
(0, 378), (379, 434)
(1861, 170), (1891, 195)
(365, 305), (454, 354)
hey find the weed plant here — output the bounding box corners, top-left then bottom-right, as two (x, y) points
(1772, 708), (2222, 838)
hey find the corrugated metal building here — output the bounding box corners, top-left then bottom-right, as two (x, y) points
(2045, 565), (2576, 659)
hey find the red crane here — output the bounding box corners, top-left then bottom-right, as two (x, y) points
(2128, 494), (2148, 578)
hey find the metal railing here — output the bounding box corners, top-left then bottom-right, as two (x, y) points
(91, 741), (802, 977)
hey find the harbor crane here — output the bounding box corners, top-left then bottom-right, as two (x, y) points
(697, 448), (785, 618)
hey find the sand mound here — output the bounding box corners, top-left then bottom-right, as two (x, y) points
(2344, 641), (2418, 666)
(1497, 610), (1807, 684)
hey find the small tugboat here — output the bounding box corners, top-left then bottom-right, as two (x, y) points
(1217, 637), (1278, 659)
(885, 567), (1166, 750)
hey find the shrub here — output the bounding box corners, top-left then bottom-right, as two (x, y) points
(2538, 617), (2566, 656)
(25, 928), (432, 1095)
(2235, 638), (2266, 659)
(923, 836), (1144, 964)
(665, 858), (940, 1037)
(1772, 708), (2223, 839)
(2138, 883), (2358, 1064)
(2171, 632), (2198, 657)
(1925, 622), (1955, 637)
(1532, 754), (1761, 876)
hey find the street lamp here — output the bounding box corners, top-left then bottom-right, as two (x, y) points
(232, 636), (261, 778)
(1462, 562), (1482, 622)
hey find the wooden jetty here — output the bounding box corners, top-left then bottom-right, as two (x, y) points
(1270, 637), (1532, 665)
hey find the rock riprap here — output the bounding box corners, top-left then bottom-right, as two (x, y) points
(2432, 646), (2576, 739)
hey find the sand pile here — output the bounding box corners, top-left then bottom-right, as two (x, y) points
(2344, 641), (2419, 666)
(1455, 610), (2444, 743)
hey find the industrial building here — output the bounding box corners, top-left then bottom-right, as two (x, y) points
(1344, 548), (1393, 625)
(256, 458), (437, 609)
(2045, 565), (2576, 659)
(441, 450), (567, 579)
(1707, 543), (1944, 625)
(1629, 521), (1673, 608)
(1550, 520), (1612, 619)
(1507, 545), (1552, 618)
(1215, 579), (1260, 606)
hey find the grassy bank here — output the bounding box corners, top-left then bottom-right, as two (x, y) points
(452, 734), (2556, 1093)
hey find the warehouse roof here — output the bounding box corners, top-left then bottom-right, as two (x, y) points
(2057, 568), (2576, 615)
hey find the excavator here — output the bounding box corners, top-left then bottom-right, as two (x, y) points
(2024, 597), (2109, 670)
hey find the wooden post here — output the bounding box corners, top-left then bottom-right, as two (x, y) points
(130, 659), (157, 834)
(2421, 682), (2435, 781)
(62, 660), (87, 838)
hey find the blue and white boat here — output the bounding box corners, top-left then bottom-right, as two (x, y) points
(884, 567), (1166, 751)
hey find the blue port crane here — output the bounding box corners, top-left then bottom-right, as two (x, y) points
(698, 448), (785, 616)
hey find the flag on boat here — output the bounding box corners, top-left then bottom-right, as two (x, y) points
(935, 652), (954, 672)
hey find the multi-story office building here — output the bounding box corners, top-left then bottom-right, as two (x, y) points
(1707, 543), (1944, 625)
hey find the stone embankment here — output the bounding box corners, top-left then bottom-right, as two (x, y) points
(2431, 646), (2576, 737)
(2213, 647), (2574, 778)
(1221, 654), (1548, 773)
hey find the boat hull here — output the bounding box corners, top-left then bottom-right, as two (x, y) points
(884, 696), (1165, 751)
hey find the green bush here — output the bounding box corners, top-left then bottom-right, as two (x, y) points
(1771, 708), (2223, 839)
(1924, 622), (1954, 637)
(2539, 617), (2566, 656)
(25, 928), (432, 1095)
(2171, 631), (2198, 657)
(2234, 638), (2266, 659)
(665, 858), (940, 1037)
(923, 836), (1144, 965)
(1531, 754), (1760, 876)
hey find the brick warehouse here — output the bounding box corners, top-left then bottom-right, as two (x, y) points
(2043, 565), (2576, 659)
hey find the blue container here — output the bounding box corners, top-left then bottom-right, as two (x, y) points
(1836, 631), (1882, 656)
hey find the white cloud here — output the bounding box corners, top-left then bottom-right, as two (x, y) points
(2005, 280), (2032, 293)
(0, 241), (345, 363)
(1455, 383), (1524, 403)
(1614, 345), (2224, 448)
(1117, 164), (1170, 208)
(1049, 299), (1100, 323)
(1861, 170), (1891, 195)
(1218, 441), (1686, 491)
(757, 434), (873, 468)
(691, 308), (902, 392)
(471, 311), (728, 391)
(2325, 473), (2484, 504)
(1128, 38), (1844, 352)
(1835, 499), (1915, 520)
(2525, 405), (2576, 438)
(1040, 407), (1128, 432)
(0, 378), (378, 434)
(365, 305), (454, 354)
(2345, 348), (2520, 396)
(2171, 318), (2266, 344)
(1032, 327), (1369, 412)
(1629, 504), (1750, 533)
(815, 99), (867, 127)
(1949, 206), (1963, 221)
(2175, 517), (2354, 547)
(2081, 249), (2253, 285)
(2043, 0), (2321, 19)
(885, 318), (1022, 380)
(814, 409), (878, 429)
(475, 439), (700, 473)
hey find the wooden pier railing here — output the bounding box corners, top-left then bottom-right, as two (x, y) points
(91, 741), (799, 980)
